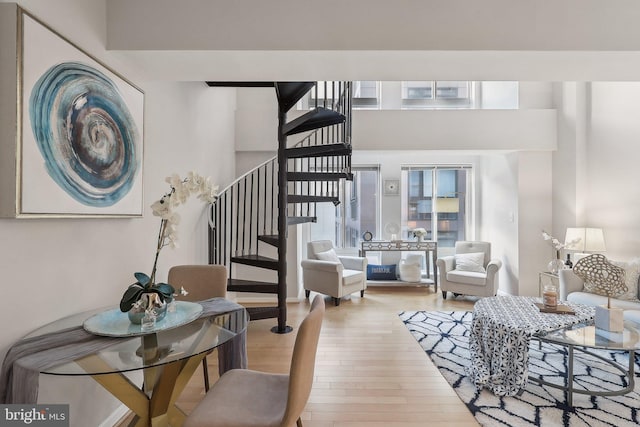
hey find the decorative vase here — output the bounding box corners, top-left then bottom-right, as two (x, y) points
(547, 250), (564, 274)
(127, 293), (168, 324)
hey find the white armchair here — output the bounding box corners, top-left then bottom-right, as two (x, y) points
(301, 240), (368, 306)
(436, 241), (502, 299)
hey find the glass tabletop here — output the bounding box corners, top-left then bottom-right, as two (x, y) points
(82, 301), (203, 337)
(540, 320), (640, 351)
(21, 302), (248, 376)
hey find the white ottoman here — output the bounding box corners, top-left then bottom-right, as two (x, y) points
(399, 255), (422, 282)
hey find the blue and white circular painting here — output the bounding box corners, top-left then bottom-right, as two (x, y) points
(29, 62), (139, 207)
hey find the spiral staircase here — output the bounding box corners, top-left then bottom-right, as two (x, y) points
(206, 82), (353, 333)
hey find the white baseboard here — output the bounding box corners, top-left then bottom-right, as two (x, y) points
(100, 405), (129, 427)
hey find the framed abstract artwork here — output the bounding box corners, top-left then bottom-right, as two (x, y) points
(1, 7), (144, 217)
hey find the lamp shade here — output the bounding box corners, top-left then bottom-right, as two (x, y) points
(564, 227), (606, 252)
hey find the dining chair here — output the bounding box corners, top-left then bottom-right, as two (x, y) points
(167, 264), (227, 391)
(184, 295), (326, 427)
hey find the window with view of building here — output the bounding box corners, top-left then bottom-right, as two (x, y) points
(352, 81), (380, 109)
(310, 166), (380, 249)
(401, 81), (473, 108)
(401, 166), (471, 256)
(301, 81), (517, 110)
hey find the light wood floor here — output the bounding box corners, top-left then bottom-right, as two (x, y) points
(120, 286), (480, 426)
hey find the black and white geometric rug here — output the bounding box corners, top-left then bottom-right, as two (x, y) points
(399, 311), (640, 427)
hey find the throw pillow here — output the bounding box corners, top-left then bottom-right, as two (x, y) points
(611, 259), (640, 302)
(316, 248), (340, 263)
(367, 264), (397, 280)
(454, 252), (486, 273)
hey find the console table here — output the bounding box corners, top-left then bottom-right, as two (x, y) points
(360, 240), (438, 291)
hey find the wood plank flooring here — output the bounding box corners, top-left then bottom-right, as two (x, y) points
(118, 286), (480, 426)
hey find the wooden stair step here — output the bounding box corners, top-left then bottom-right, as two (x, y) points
(283, 107), (345, 136)
(276, 82), (315, 113)
(284, 142), (351, 159)
(287, 216), (317, 225)
(246, 306), (279, 321)
(288, 195), (339, 204)
(227, 278), (278, 294)
(257, 234), (279, 246)
(230, 254), (278, 270)
(287, 172), (353, 181)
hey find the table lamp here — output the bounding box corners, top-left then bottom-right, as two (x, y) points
(564, 227), (606, 262)
(573, 254), (627, 332)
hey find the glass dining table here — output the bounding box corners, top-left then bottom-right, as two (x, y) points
(0, 298), (248, 427)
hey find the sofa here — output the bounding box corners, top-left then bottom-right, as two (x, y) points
(558, 259), (640, 321)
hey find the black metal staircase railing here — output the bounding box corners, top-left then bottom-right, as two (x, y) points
(208, 81), (352, 333)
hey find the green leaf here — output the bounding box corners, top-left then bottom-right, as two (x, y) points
(134, 272), (151, 286)
(152, 282), (175, 301)
(119, 283), (144, 312)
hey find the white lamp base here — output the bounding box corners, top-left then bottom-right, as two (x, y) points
(595, 305), (624, 332)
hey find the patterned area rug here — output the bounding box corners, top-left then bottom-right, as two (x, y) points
(399, 311), (640, 427)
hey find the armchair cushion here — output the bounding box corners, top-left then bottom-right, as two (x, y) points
(454, 252), (486, 273)
(316, 249), (340, 263)
(447, 270), (487, 286)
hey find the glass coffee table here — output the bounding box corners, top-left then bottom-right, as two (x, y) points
(531, 320), (639, 406)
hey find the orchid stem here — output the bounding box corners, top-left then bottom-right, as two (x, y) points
(150, 219), (167, 285)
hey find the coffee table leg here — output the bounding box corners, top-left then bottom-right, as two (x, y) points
(567, 345), (574, 407)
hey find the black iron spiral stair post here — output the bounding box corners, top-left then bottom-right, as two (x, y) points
(275, 106), (292, 333)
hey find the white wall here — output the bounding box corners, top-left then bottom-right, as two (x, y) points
(479, 153), (519, 295)
(353, 109), (556, 151)
(582, 83), (640, 260)
(0, 1), (236, 425)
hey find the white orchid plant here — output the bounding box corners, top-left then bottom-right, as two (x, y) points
(120, 172), (218, 313)
(541, 230), (581, 250)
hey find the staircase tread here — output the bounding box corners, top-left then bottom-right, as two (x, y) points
(228, 278), (278, 294)
(288, 195), (339, 202)
(283, 107), (345, 136)
(232, 254), (278, 262)
(276, 82), (315, 113)
(287, 216), (317, 225)
(284, 142), (351, 159)
(231, 254), (279, 270)
(287, 172), (353, 181)
(258, 234), (280, 246)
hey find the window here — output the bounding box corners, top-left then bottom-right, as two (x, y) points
(310, 166), (380, 249)
(401, 166), (471, 256)
(401, 81), (473, 109)
(352, 81), (380, 109)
